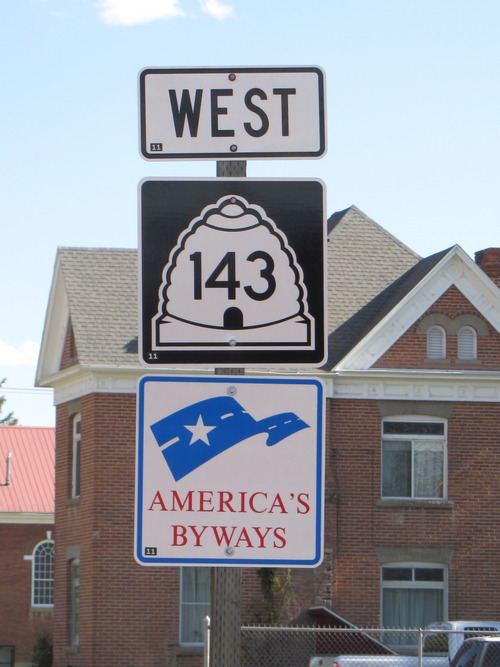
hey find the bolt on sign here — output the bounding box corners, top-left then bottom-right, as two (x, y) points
(139, 66), (326, 160)
(135, 375), (325, 567)
(138, 178), (326, 367)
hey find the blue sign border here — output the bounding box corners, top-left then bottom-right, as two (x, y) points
(135, 375), (324, 567)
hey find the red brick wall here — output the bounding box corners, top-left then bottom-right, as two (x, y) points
(53, 392), (333, 665)
(373, 286), (500, 370)
(53, 394), (189, 667)
(52, 388), (500, 662)
(0, 523), (53, 664)
(327, 398), (500, 626)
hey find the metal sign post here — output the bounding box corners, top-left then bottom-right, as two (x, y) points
(136, 64), (328, 667)
(212, 160), (245, 667)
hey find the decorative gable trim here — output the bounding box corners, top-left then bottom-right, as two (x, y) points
(416, 313), (489, 335)
(336, 246), (500, 370)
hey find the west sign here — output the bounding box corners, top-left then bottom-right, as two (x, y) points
(135, 375), (325, 567)
(139, 67), (326, 159)
(138, 178), (326, 367)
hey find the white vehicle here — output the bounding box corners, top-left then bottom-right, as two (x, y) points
(309, 621), (500, 667)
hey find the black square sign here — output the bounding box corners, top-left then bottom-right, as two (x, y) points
(139, 178), (326, 367)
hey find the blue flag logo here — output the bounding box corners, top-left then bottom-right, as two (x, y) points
(150, 396), (309, 481)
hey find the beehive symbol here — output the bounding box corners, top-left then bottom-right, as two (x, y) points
(153, 195), (314, 349)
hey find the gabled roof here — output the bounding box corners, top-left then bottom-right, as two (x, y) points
(35, 206), (500, 382)
(36, 247), (139, 382)
(325, 248), (451, 369)
(0, 426), (55, 516)
(330, 244), (500, 370)
(326, 206), (421, 333)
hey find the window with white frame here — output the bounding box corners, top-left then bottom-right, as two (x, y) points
(70, 559), (80, 647)
(382, 563), (446, 643)
(32, 540), (54, 607)
(382, 418), (446, 499)
(179, 567), (211, 646)
(458, 326), (477, 360)
(72, 414), (81, 498)
(427, 325), (446, 359)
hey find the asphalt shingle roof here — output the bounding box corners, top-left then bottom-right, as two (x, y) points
(324, 247), (451, 368)
(58, 247), (138, 368)
(54, 206), (426, 370)
(327, 206), (420, 333)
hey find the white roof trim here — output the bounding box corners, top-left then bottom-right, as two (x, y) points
(36, 254), (69, 385)
(336, 246), (500, 370)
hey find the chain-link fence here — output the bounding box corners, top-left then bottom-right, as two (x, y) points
(237, 626), (500, 667)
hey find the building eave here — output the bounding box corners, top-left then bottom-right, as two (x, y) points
(0, 512), (54, 525)
(325, 367), (500, 403)
(336, 247), (500, 370)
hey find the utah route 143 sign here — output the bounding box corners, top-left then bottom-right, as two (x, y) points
(135, 375), (325, 567)
(139, 178), (326, 367)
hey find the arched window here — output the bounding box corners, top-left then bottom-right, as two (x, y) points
(427, 325), (446, 359)
(32, 540), (54, 607)
(458, 326), (477, 360)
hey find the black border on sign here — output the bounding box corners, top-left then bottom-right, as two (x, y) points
(138, 66), (326, 160)
(138, 178), (326, 368)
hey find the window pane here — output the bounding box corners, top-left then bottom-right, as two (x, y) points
(0, 647), (13, 667)
(33, 542), (54, 606)
(414, 441), (444, 498)
(182, 567), (211, 603)
(383, 422), (444, 436)
(415, 568), (444, 582)
(383, 567), (413, 581)
(484, 644), (500, 662)
(383, 588), (443, 630)
(71, 561), (79, 646)
(180, 567), (211, 645)
(180, 602), (210, 644)
(382, 441), (411, 497)
(73, 415), (81, 498)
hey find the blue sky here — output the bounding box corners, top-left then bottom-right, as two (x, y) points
(1, 0), (499, 426)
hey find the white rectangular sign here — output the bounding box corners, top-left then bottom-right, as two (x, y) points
(135, 375), (325, 567)
(139, 67), (326, 159)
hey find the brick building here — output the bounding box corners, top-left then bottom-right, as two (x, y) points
(36, 206), (500, 665)
(0, 425), (55, 667)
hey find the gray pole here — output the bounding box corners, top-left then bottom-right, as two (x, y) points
(209, 159), (246, 667)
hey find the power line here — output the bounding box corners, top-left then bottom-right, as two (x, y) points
(1, 387), (53, 395)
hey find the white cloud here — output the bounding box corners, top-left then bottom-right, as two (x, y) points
(0, 341), (40, 367)
(199, 0), (234, 20)
(95, 0), (186, 26)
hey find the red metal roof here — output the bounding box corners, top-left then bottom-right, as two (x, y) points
(0, 426), (55, 514)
